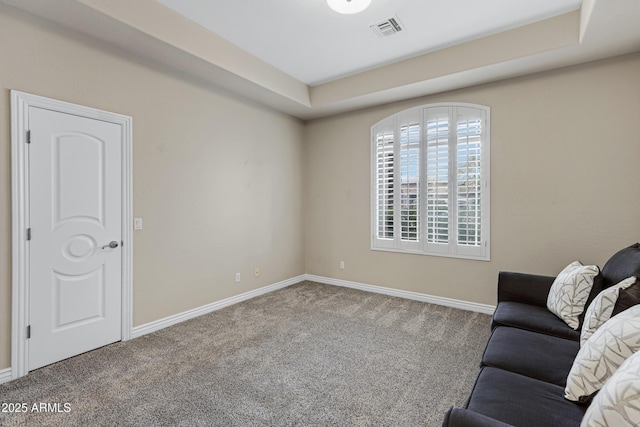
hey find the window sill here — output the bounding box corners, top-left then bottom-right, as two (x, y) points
(371, 245), (490, 262)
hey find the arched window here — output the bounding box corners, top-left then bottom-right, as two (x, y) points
(371, 103), (490, 260)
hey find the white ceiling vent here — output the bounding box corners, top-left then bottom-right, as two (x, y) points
(371, 16), (404, 38)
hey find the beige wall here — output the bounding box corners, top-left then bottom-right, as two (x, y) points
(305, 53), (640, 306)
(2, 2), (640, 375)
(0, 6), (306, 369)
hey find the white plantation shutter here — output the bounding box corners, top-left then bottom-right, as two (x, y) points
(456, 108), (482, 247)
(399, 117), (420, 245)
(454, 107), (486, 258)
(374, 121), (396, 248)
(425, 108), (450, 254)
(372, 103), (490, 260)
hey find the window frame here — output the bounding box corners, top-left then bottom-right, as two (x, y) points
(370, 102), (490, 261)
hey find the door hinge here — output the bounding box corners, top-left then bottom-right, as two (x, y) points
(26, 228), (31, 241)
(27, 325), (31, 339)
(26, 130), (31, 144)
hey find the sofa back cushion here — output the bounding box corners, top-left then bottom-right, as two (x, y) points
(601, 243), (640, 289)
(612, 282), (640, 316)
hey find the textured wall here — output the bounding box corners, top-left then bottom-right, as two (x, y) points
(2, 1), (640, 375)
(0, 5), (306, 369)
(305, 53), (640, 306)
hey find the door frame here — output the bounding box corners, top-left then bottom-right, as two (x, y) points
(10, 90), (133, 380)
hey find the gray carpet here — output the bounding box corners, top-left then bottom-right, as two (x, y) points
(0, 281), (491, 426)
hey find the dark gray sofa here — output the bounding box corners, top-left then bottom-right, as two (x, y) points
(443, 243), (640, 427)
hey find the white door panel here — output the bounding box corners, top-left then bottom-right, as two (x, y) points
(29, 106), (122, 370)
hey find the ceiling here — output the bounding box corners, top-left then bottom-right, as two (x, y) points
(156, 0), (582, 85)
(2, 0), (640, 120)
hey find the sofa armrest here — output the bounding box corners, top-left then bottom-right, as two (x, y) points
(442, 407), (514, 427)
(497, 271), (556, 306)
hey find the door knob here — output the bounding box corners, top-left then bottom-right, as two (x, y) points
(101, 241), (119, 250)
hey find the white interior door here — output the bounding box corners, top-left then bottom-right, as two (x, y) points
(28, 106), (123, 370)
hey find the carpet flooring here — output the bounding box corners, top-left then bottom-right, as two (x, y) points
(0, 281), (491, 426)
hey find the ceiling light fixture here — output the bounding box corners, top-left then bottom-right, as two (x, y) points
(327, 0), (371, 15)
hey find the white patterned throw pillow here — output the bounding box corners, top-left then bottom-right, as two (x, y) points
(581, 276), (637, 345)
(547, 261), (600, 329)
(580, 350), (640, 427)
(565, 304), (640, 402)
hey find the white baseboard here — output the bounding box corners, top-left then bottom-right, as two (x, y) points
(304, 274), (496, 315)
(0, 367), (12, 385)
(131, 275), (306, 339)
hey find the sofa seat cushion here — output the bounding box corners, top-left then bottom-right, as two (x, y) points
(481, 326), (579, 386)
(466, 367), (586, 427)
(492, 301), (580, 341)
(443, 407), (514, 427)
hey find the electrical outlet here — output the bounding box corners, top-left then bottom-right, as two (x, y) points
(340, 261), (345, 270)
(235, 273), (241, 283)
(254, 267), (260, 277)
